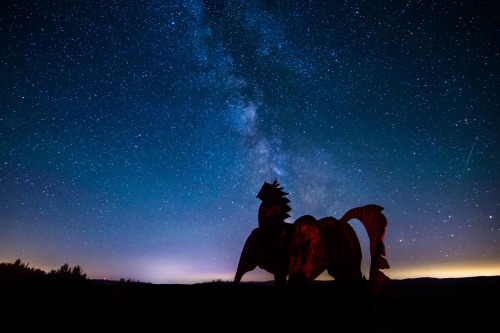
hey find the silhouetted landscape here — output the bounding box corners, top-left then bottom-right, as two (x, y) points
(1, 259), (498, 332)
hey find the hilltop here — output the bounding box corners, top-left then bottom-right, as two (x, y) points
(1, 260), (499, 331)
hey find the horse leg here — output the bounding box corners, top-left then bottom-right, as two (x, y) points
(274, 271), (287, 286)
(234, 229), (259, 284)
(234, 259), (257, 284)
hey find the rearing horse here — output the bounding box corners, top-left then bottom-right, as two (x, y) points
(234, 179), (391, 294)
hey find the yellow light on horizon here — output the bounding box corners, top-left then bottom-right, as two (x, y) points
(387, 262), (500, 280)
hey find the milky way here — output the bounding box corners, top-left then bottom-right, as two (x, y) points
(1, 1), (499, 283)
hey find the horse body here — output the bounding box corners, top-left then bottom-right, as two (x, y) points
(234, 180), (391, 293)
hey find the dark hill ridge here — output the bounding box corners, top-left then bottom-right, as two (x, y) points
(2, 275), (499, 331)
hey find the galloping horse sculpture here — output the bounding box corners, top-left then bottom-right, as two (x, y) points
(234, 179), (391, 294)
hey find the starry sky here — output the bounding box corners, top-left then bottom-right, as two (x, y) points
(1, 0), (499, 284)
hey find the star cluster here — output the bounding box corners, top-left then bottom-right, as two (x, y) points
(1, 0), (499, 283)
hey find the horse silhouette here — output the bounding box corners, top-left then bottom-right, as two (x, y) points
(234, 179), (391, 293)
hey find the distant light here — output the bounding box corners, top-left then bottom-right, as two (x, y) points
(389, 262), (500, 279)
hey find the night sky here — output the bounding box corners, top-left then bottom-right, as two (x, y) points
(1, 0), (499, 284)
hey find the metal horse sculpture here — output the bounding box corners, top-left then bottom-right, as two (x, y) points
(234, 179), (391, 294)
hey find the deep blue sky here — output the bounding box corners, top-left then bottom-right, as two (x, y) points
(1, 0), (499, 283)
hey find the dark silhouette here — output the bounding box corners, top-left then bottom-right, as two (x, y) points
(2, 259), (499, 330)
(0, 259), (88, 287)
(0, 259), (46, 284)
(234, 179), (392, 293)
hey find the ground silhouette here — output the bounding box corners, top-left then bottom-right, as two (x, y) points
(1, 260), (498, 331)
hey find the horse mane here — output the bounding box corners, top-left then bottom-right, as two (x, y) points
(257, 179), (291, 227)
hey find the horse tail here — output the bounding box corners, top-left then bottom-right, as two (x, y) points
(339, 205), (392, 294)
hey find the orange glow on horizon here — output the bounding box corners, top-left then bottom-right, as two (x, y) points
(386, 262), (500, 280)
(235, 262), (500, 284)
